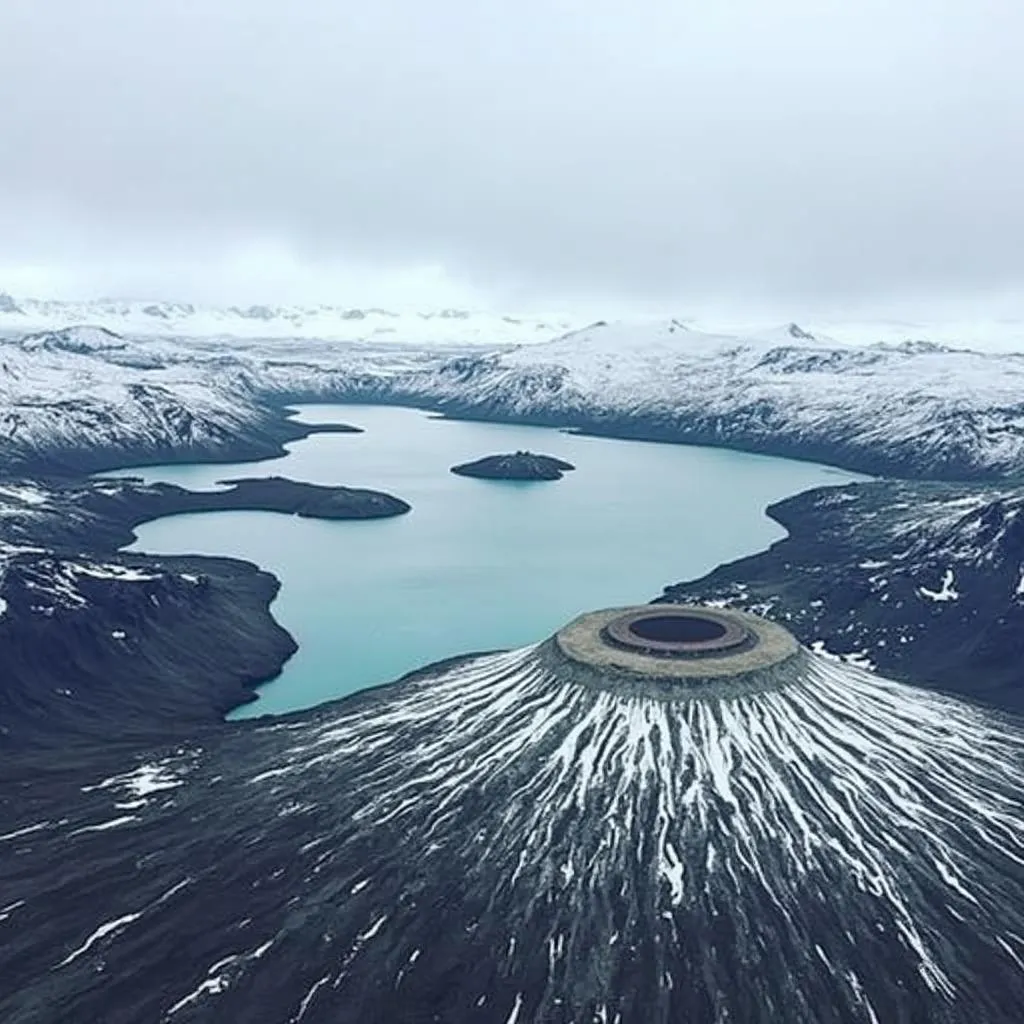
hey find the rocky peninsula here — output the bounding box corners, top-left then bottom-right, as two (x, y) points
(133, 475), (410, 522)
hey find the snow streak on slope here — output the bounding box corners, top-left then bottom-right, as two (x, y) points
(3, 642), (1023, 1023)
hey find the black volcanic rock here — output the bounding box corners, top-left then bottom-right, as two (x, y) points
(0, 553), (294, 749)
(180, 475), (410, 520)
(1, 634), (1023, 1023)
(0, 474), (409, 554)
(451, 450), (576, 480)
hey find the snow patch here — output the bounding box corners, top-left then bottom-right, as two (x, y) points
(68, 816), (138, 836)
(0, 900), (26, 923)
(166, 939), (276, 1015)
(81, 763), (186, 805)
(0, 297), (577, 346)
(76, 563), (160, 582)
(0, 821), (50, 843)
(809, 641), (877, 672)
(0, 485), (48, 506)
(918, 569), (960, 603)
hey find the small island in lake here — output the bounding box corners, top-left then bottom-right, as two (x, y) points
(450, 451), (576, 481)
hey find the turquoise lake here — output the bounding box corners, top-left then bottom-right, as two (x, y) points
(108, 405), (861, 718)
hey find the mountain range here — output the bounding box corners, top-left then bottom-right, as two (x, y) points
(0, 292), (574, 346)
(6, 319), (1024, 481)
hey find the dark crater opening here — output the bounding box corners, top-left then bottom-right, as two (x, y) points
(628, 615), (727, 644)
(602, 607), (756, 659)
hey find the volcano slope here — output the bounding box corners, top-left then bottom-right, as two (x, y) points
(2, 606), (1022, 1024)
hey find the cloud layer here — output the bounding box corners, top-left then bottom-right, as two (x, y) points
(1, 0), (1022, 314)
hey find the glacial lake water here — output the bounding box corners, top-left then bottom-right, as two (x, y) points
(107, 405), (862, 718)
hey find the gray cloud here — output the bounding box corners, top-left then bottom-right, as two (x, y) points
(1, 0), (1022, 314)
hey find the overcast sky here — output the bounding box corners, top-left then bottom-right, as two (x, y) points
(1, 0), (1022, 317)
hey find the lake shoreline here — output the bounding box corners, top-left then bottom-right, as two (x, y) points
(6, 397), (1008, 750)
(119, 403), (862, 719)
(0, 469), (410, 749)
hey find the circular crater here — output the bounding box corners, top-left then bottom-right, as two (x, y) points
(628, 614), (727, 643)
(553, 604), (801, 687)
(603, 608), (753, 659)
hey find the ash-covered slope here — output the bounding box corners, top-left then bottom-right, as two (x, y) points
(2, 609), (1022, 1024)
(389, 320), (1024, 479)
(0, 472), (407, 749)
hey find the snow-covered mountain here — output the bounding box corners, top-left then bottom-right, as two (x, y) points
(0, 292), (577, 346)
(6, 318), (1024, 480)
(0, 325), (420, 471)
(388, 319), (1024, 479)
(0, 328), (265, 471)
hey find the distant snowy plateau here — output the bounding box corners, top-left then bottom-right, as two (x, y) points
(0, 292), (575, 345)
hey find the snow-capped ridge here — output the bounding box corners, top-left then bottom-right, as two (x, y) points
(4, 311), (1024, 480)
(745, 322), (824, 345)
(19, 325), (126, 354)
(786, 322), (815, 340)
(392, 316), (1024, 478)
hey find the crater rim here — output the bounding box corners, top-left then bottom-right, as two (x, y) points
(553, 604), (800, 683)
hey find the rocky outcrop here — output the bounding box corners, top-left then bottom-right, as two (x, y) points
(450, 451), (576, 481)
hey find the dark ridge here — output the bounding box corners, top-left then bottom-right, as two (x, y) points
(451, 451), (576, 481)
(659, 478), (1024, 714)
(0, 554), (293, 749)
(141, 475), (410, 522)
